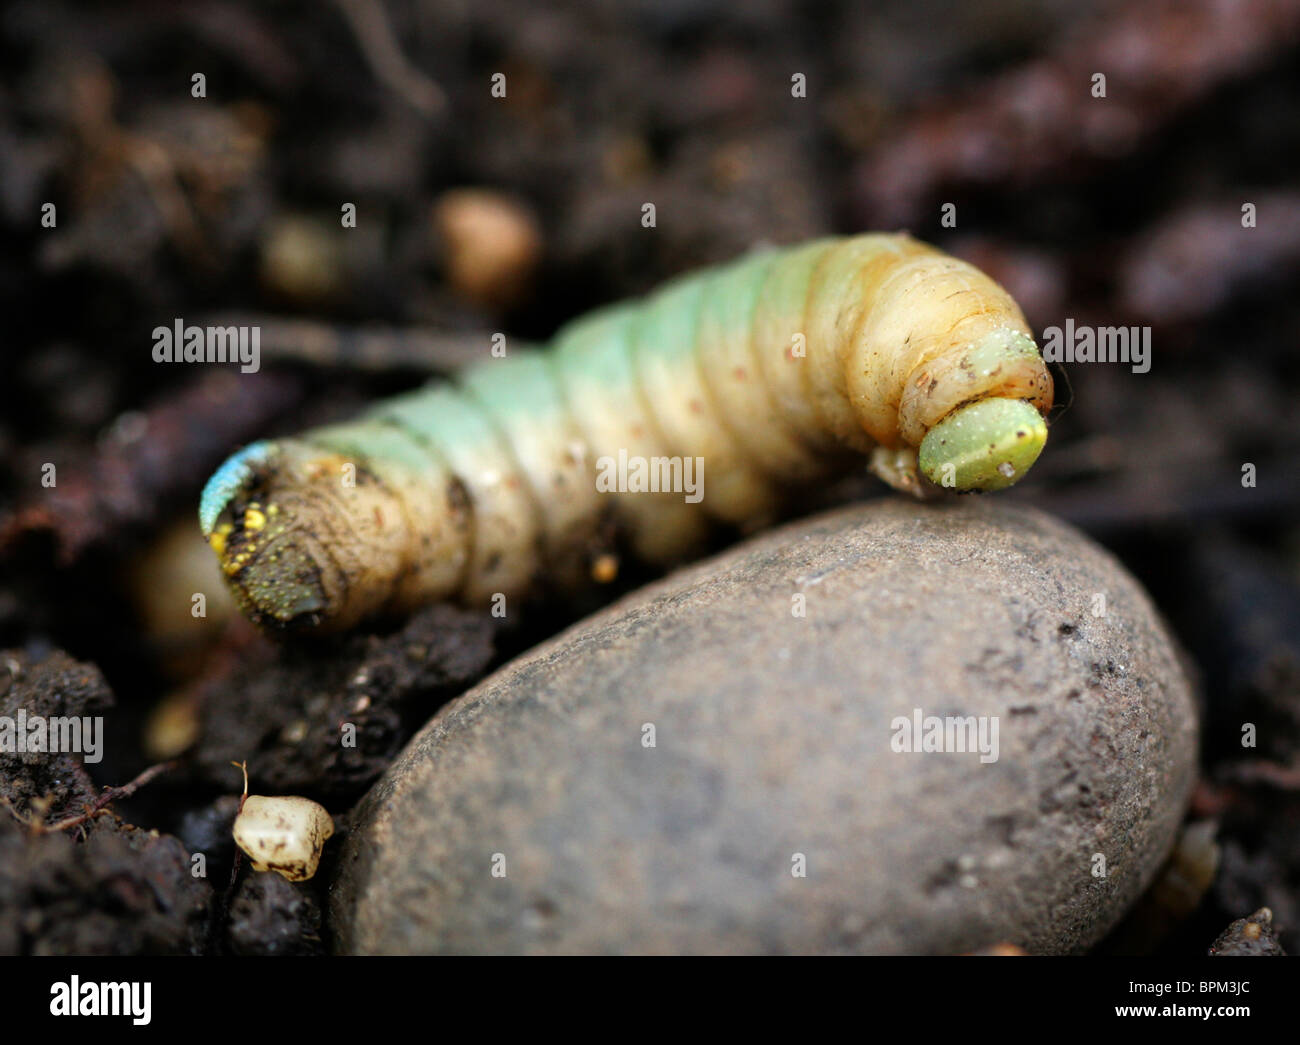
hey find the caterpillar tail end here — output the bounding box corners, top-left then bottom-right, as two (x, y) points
(917, 398), (1048, 492)
(199, 441), (339, 632)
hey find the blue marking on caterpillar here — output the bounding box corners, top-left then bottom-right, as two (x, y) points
(200, 440), (274, 535)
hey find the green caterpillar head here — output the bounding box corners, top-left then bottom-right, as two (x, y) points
(897, 323), (1053, 493)
(918, 397), (1048, 491)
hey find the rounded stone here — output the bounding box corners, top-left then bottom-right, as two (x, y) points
(330, 500), (1198, 954)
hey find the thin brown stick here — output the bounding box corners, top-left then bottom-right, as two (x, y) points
(199, 314), (504, 374)
(332, 0), (444, 115)
(7, 760), (177, 834)
(227, 759), (250, 885)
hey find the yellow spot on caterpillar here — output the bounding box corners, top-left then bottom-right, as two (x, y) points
(244, 507), (267, 532)
(209, 522), (232, 559)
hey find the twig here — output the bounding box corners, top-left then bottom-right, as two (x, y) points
(332, 0), (445, 116)
(0, 369), (303, 564)
(226, 759), (250, 888)
(1222, 760), (1300, 791)
(199, 314), (508, 374)
(854, 0), (1300, 226)
(209, 760), (251, 953)
(1117, 192), (1300, 324)
(7, 760), (176, 834)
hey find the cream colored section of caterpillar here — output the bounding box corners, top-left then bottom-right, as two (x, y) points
(200, 233), (1053, 632)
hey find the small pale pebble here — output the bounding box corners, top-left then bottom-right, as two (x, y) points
(233, 795), (334, 883)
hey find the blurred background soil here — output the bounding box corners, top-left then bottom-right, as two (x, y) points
(0, 0), (1297, 954)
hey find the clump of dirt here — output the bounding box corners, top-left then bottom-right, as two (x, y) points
(176, 794), (241, 875)
(0, 649), (113, 821)
(0, 815), (211, 955)
(1208, 907), (1287, 956)
(227, 869), (324, 956)
(190, 604), (498, 800)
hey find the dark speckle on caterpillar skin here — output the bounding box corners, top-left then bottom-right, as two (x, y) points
(446, 477), (472, 523)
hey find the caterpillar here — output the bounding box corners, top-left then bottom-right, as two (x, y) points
(200, 233), (1053, 632)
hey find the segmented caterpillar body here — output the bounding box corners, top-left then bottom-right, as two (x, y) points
(202, 234), (1053, 631)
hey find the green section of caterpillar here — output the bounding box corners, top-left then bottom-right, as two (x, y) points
(201, 233), (1054, 632)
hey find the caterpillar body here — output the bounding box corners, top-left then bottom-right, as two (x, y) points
(201, 234), (1053, 632)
